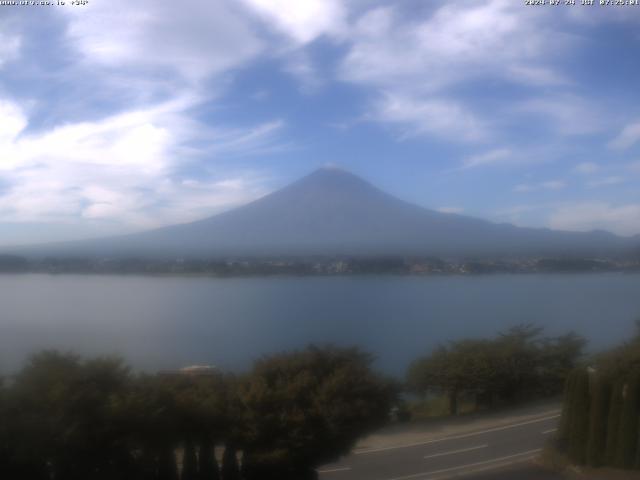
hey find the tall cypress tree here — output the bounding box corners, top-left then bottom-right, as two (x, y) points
(586, 375), (611, 467)
(568, 369), (590, 464)
(634, 416), (640, 470)
(199, 440), (220, 480)
(558, 370), (578, 447)
(606, 380), (624, 466)
(615, 376), (640, 469)
(182, 440), (198, 480)
(220, 445), (240, 480)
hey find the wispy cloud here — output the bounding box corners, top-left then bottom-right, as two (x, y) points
(586, 176), (625, 188)
(373, 94), (487, 142)
(515, 95), (602, 135)
(0, 95), (282, 233)
(337, 1), (578, 142)
(506, 65), (571, 87)
(549, 202), (640, 236)
(573, 162), (599, 175)
(513, 180), (566, 193)
(609, 121), (640, 150)
(461, 148), (512, 169)
(0, 32), (20, 68)
(61, 0), (263, 84)
(240, 0), (346, 44)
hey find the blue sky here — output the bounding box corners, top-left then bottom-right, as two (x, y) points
(1, 0), (640, 245)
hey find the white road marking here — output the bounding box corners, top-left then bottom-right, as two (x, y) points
(385, 448), (542, 480)
(356, 413), (560, 455)
(423, 444), (488, 460)
(542, 428), (557, 435)
(425, 452), (541, 480)
(317, 467), (352, 474)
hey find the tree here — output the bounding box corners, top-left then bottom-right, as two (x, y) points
(220, 445), (240, 480)
(157, 446), (179, 480)
(558, 370), (577, 446)
(605, 380), (624, 466)
(408, 325), (582, 416)
(586, 374), (611, 467)
(615, 375), (640, 469)
(492, 324), (543, 402)
(198, 439), (220, 480)
(567, 369), (590, 465)
(538, 332), (587, 396)
(182, 440), (198, 480)
(237, 345), (395, 477)
(9, 351), (133, 480)
(408, 345), (461, 414)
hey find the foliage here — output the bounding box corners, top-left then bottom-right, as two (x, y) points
(615, 375), (640, 469)
(407, 325), (585, 415)
(221, 445), (240, 480)
(0, 346), (393, 479)
(559, 323), (640, 470)
(605, 380), (624, 466)
(567, 370), (590, 465)
(585, 375), (611, 467)
(236, 345), (396, 479)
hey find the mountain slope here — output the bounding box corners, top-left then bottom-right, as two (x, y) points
(10, 167), (636, 258)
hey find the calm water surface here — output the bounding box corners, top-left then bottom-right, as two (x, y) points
(1, 273), (638, 376)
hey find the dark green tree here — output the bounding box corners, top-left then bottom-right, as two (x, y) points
(198, 439), (220, 480)
(221, 445), (240, 480)
(237, 345), (395, 477)
(182, 440), (199, 480)
(538, 332), (586, 396)
(407, 345), (460, 414)
(558, 370), (577, 446)
(586, 374), (611, 467)
(9, 351), (133, 480)
(615, 375), (640, 469)
(605, 380), (624, 466)
(157, 446), (179, 480)
(567, 369), (590, 464)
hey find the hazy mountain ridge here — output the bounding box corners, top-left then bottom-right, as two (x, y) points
(6, 167), (637, 259)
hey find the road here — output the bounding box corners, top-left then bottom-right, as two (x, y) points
(318, 408), (563, 480)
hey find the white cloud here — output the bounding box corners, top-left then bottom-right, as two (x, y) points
(549, 202), (640, 236)
(586, 176), (625, 188)
(574, 162), (599, 175)
(462, 148), (512, 169)
(513, 184), (534, 193)
(507, 65), (570, 87)
(241, 0), (346, 44)
(373, 93), (486, 142)
(609, 122), (640, 150)
(493, 204), (544, 225)
(60, 0), (263, 83)
(0, 97), (281, 232)
(514, 180), (566, 193)
(341, 2), (558, 92)
(541, 180), (566, 190)
(516, 95), (602, 135)
(0, 100), (27, 143)
(338, 1), (574, 141)
(628, 161), (640, 173)
(282, 51), (324, 93)
(0, 32), (20, 68)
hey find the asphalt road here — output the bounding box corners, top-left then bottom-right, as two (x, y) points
(318, 410), (563, 480)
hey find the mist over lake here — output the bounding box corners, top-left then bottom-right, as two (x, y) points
(1, 273), (639, 376)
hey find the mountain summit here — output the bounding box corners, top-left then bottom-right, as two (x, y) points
(12, 168), (635, 258)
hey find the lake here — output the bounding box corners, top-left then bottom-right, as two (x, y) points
(1, 273), (639, 376)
